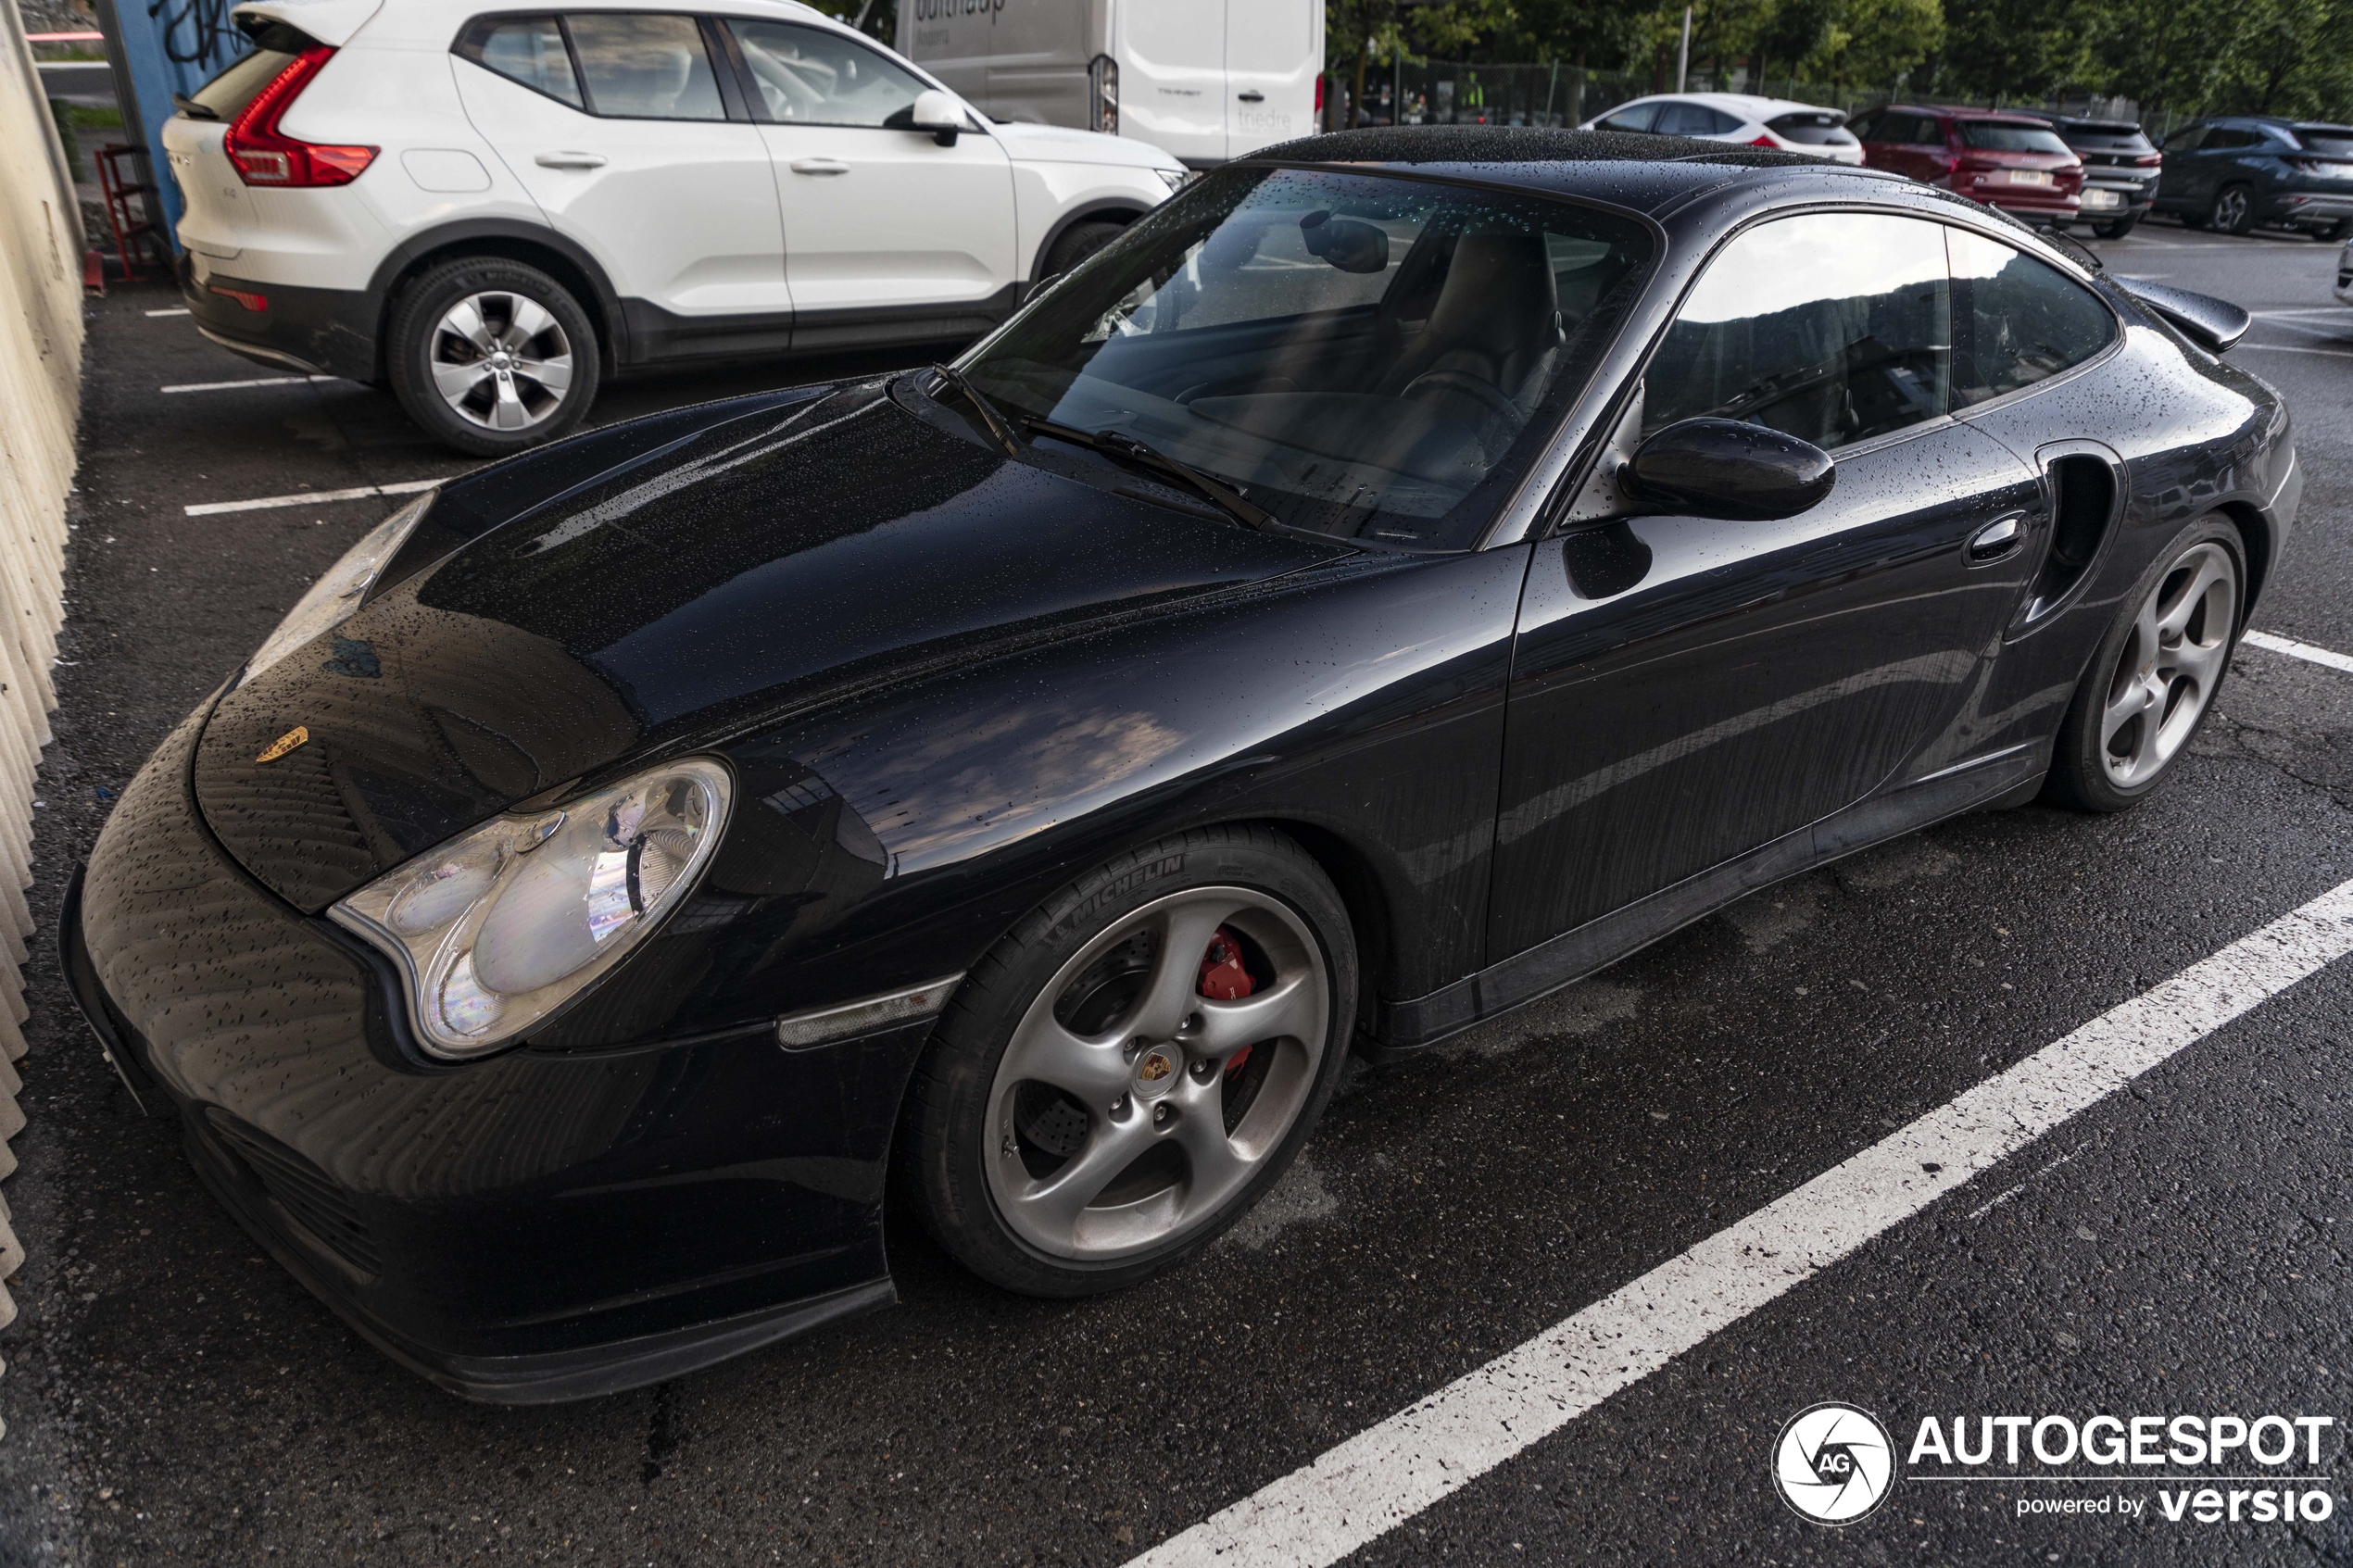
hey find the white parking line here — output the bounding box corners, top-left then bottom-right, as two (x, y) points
(2245, 628), (2353, 674)
(1129, 877), (2353, 1568)
(2251, 307), (2353, 318)
(183, 477), (443, 517)
(2237, 343), (2353, 358)
(143, 307), (189, 318)
(161, 375), (338, 395)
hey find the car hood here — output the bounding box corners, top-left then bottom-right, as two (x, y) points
(194, 381), (1349, 912)
(988, 119), (1184, 171)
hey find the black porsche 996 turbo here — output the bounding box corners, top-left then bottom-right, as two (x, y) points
(67, 127), (2295, 1402)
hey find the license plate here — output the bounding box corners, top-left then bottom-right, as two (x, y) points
(2005, 169), (2056, 188)
(2081, 188), (2121, 209)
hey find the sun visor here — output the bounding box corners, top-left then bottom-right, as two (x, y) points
(232, 0), (384, 47)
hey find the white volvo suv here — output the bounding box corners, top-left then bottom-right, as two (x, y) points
(161, 0), (1189, 453)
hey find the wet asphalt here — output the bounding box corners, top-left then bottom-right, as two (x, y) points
(2, 220), (2352, 1567)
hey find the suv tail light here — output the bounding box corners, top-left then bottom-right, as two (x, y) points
(223, 46), (376, 187)
(2134, 153), (2162, 166)
(1748, 133), (1778, 147)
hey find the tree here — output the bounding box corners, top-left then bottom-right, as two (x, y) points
(1932, 0), (2093, 102)
(1805, 0), (1944, 91)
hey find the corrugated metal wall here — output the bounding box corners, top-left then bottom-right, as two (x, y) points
(0, 0), (86, 1367)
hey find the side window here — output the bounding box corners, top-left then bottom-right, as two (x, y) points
(564, 12), (724, 119)
(726, 19), (930, 127)
(2203, 128), (2258, 151)
(1947, 229), (2116, 408)
(1848, 110), (1883, 141)
(1907, 116), (1947, 145)
(1642, 212), (1952, 450)
(455, 15), (584, 109)
(1655, 102), (1722, 136)
(1598, 102), (1659, 133)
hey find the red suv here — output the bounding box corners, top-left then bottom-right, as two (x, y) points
(1850, 105), (2085, 224)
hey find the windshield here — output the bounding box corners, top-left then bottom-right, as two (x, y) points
(1960, 123), (2073, 156)
(953, 167), (1654, 549)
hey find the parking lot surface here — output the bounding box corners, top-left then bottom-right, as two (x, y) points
(4, 220), (2353, 1565)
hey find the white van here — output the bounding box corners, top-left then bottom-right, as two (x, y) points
(904, 0), (1319, 166)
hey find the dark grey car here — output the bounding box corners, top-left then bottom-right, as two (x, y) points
(2011, 112), (2160, 237)
(2154, 116), (2353, 237)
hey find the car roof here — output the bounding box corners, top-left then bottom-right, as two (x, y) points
(1251, 126), (1897, 214)
(1617, 92), (1835, 119)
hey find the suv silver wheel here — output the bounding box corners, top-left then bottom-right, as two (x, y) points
(983, 884), (1329, 1261)
(2099, 540), (2237, 789)
(429, 292), (574, 433)
(2213, 184), (2253, 234)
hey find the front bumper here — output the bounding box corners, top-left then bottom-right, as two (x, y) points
(67, 696), (925, 1402)
(179, 252), (380, 383)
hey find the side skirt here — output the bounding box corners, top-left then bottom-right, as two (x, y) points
(1366, 744), (2049, 1057)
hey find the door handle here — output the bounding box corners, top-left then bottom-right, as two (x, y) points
(535, 151), (607, 169)
(789, 157), (850, 175)
(1237, 90), (1265, 102)
(1968, 512), (2027, 562)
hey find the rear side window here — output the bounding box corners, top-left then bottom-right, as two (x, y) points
(2200, 128), (2262, 151)
(725, 19), (929, 127)
(2296, 128), (2353, 156)
(1947, 228), (2115, 408)
(457, 15), (583, 108)
(1959, 122), (2072, 155)
(1643, 212), (1953, 449)
(565, 13), (724, 119)
(188, 46), (299, 119)
(1597, 102), (1659, 133)
(1656, 102), (1738, 135)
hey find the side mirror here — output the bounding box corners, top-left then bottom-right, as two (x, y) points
(909, 89), (968, 146)
(1622, 418), (1835, 521)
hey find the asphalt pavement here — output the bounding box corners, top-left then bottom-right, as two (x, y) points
(4, 219), (2353, 1567)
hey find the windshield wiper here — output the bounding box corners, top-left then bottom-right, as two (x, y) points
(172, 92), (219, 120)
(925, 363), (1024, 458)
(1021, 416), (1277, 532)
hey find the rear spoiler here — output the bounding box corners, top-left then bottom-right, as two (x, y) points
(2116, 277), (2252, 354)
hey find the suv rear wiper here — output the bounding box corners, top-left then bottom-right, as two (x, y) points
(925, 363), (1024, 458)
(172, 93), (219, 120)
(1021, 416), (1277, 532)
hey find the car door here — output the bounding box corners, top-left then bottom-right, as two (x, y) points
(1487, 210), (2045, 960)
(1225, 0), (1317, 155)
(452, 11), (792, 351)
(1117, 0), (1225, 163)
(724, 18), (1018, 343)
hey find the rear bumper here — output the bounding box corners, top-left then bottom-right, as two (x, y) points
(69, 695), (921, 1402)
(179, 252), (379, 383)
(2261, 188), (2353, 225)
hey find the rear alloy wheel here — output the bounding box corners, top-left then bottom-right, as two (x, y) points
(2210, 183), (2256, 235)
(900, 828), (1355, 1296)
(387, 257), (600, 457)
(2045, 521), (2242, 812)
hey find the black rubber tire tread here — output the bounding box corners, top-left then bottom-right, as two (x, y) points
(386, 256), (600, 458)
(2093, 217), (2138, 240)
(2043, 516), (2244, 814)
(897, 824), (1357, 1297)
(1041, 220), (1127, 282)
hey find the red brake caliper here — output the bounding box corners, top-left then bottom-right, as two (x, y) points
(1197, 926), (1255, 1077)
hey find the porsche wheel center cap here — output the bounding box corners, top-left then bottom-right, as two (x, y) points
(1133, 1047), (1179, 1098)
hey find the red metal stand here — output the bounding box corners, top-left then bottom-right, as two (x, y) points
(94, 144), (168, 282)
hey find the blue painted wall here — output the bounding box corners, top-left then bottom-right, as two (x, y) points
(102, 0), (251, 245)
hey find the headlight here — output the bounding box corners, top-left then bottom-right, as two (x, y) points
(329, 758), (733, 1059)
(1156, 167), (1197, 194)
(246, 492), (433, 679)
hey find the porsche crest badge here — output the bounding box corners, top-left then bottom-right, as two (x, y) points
(256, 725), (309, 764)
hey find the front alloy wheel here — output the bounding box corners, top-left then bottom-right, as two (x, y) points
(900, 827), (1355, 1296)
(986, 885), (1328, 1261)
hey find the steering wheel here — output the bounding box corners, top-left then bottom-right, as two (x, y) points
(1403, 370), (1522, 425)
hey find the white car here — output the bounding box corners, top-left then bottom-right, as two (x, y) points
(161, 0), (1189, 454)
(1583, 93), (1864, 165)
